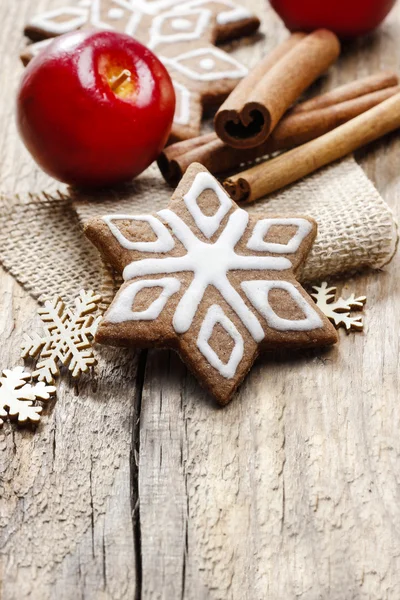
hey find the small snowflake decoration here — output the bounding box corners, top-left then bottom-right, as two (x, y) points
(85, 164), (337, 404)
(311, 282), (366, 332)
(0, 367), (56, 427)
(21, 290), (102, 384)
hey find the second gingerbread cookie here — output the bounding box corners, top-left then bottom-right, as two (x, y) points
(23, 0), (260, 142)
(85, 163), (337, 404)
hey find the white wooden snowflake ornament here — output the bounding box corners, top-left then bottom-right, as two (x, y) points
(311, 282), (366, 332)
(0, 367), (56, 427)
(23, 0), (260, 140)
(21, 290), (102, 384)
(85, 164), (337, 405)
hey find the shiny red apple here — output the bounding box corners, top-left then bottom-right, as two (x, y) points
(17, 30), (176, 188)
(270, 0), (397, 38)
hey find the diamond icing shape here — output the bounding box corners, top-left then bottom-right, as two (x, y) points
(29, 7), (89, 35)
(241, 280), (323, 332)
(167, 47), (248, 81)
(197, 305), (244, 379)
(89, 0), (141, 32)
(247, 218), (314, 254)
(183, 171), (232, 238)
(86, 0), (142, 36)
(106, 278), (182, 323)
(148, 8), (211, 49)
(103, 214), (175, 253)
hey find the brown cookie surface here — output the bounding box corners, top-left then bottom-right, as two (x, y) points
(22, 0), (260, 142)
(85, 163), (337, 404)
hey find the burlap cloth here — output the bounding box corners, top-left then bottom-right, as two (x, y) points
(0, 157), (397, 307)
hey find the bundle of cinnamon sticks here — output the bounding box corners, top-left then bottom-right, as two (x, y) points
(158, 30), (400, 204)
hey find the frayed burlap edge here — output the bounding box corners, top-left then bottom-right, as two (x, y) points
(0, 157), (397, 309)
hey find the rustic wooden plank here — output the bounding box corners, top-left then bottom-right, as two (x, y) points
(0, 272), (140, 599)
(138, 2), (400, 599)
(1, 0), (400, 598)
(0, 2), (140, 598)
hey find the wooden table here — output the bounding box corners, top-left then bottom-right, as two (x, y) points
(1, 1), (400, 598)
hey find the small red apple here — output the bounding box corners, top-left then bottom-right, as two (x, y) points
(17, 30), (175, 188)
(270, 0), (397, 39)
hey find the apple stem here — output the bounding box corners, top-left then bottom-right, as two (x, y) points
(110, 69), (131, 92)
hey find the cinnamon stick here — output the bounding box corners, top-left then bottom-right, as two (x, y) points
(223, 92), (400, 203)
(158, 132), (216, 185)
(214, 29), (340, 149)
(291, 70), (399, 113)
(270, 85), (400, 149)
(158, 84), (400, 185)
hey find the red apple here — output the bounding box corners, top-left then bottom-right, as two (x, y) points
(17, 30), (176, 188)
(270, 0), (397, 38)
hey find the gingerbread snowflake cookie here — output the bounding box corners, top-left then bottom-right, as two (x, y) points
(23, 0), (260, 141)
(85, 164), (337, 404)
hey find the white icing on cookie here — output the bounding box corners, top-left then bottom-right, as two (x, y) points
(176, 0), (253, 25)
(29, 7), (88, 35)
(121, 208), (291, 341)
(197, 304), (244, 378)
(88, 0), (143, 35)
(148, 8), (211, 50)
(199, 57), (215, 70)
(103, 214), (175, 253)
(183, 171), (232, 238)
(108, 7), (125, 20)
(123, 12), (143, 37)
(172, 80), (191, 125)
(215, 3), (253, 25)
(26, 39), (53, 60)
(133, 0), (186, 15)
(27, 0), (253, 141)
(100, 168), (325, 381)
(106, 278), (181, 323)
(90, 0), (119, 30)
(165, 47), (248, 81)
(247, 218), (313, 254)
(241, 281), (323, 331)
(171, 17), (192, 30)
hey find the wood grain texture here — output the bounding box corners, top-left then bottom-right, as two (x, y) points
(1, 0), (400, 599)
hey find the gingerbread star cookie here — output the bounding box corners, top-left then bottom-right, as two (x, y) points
(85, 163), (337, 404)
(22, 0), (260, 142)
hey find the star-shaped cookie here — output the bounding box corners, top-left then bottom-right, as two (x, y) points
(22, 0), (260, 142)
(85, 163), (337, 404)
